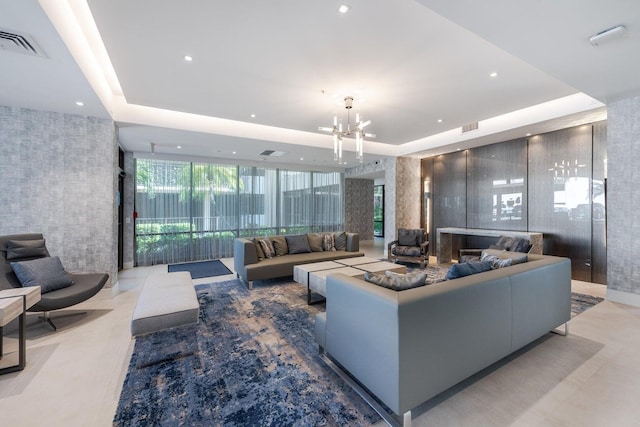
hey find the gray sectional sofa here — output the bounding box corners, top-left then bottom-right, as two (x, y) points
(315, 253), (571, 426)
(233, 232), (363, 289)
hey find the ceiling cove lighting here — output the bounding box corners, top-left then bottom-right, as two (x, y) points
(318, 96), (375, 164)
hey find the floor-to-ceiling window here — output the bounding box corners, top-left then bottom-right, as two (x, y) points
(134, 159), (344, 266)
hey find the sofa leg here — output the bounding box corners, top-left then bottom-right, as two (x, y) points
(402, 410), (412, 427)
(552, 321), (569, 336)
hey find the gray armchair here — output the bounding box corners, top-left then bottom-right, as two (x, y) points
(388, 228), (429, 268)
(1, 233), (109, 330)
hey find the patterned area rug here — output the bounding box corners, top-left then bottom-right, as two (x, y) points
(113, 279), (380, 426)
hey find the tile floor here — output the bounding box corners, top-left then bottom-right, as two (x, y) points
(0, 240), (637, 426)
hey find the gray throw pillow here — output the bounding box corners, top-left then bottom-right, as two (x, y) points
(10, 256), (74, 293)
(480, 252), (513, 269)
(271, 236), (289, 256)
(364, 270), (428, 291)
(285, 235), (311, 254)
(445, 260), (492, 280)
(307, 233), (324, 252)
(333, 232), (347, 251)
(253, 238), (265, 260)
(398, 229), (418, 246)
(481, 249), (528, 265)
(6, 239), (48, 260)
(256, 238), (275, 258)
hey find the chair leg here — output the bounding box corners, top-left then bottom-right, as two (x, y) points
(39, 312), (57, 331)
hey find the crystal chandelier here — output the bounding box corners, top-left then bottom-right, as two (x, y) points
(318, 96), (375, 164)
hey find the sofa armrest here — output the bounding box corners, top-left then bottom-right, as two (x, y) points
(345, 233), (359, 252)
(233, 238), (258, 278)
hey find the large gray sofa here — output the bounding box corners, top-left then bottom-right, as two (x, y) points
(234, 232), (363, 289)
(315, 253), (571, 426)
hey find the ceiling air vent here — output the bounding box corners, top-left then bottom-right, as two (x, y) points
(0, 27), (47, 58)
(259, 150), (287, 157)
(461, 121), (479, 133)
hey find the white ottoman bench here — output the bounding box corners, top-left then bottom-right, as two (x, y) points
(131, 272), (199, 336)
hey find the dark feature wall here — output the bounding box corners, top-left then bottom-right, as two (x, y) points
(423, 122), (606, 283)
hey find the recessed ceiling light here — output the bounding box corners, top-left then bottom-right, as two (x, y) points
(75, 101), (84, 106)
(338, 5), (349, 13)
(300, 157), (304, 161)
(184, 55), (193, 62)
(232, 151), (237, 154)
(177, 145), (182, 149)
(250, 114), (256, 118)
(526, 133), (532, 137)
(489, 72), (498, 78)
(437, 119), (443, 123)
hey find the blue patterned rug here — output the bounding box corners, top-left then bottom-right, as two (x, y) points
(113, 279), (380, 426)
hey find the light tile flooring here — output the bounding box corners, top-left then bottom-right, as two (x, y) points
(0, 240), (637, 426)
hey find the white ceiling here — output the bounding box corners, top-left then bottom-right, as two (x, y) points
(1, 0), (638, 170)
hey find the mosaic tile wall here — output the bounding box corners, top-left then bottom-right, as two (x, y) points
(345, 157), (421, 250)
(394, 157), (422, 230)
(0, 105), (118, 285)
(344, 178), (374, 239)
(607, 95), (640, 297)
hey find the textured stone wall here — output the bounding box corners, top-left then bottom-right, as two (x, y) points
(344, 178), (374, 239)
(345, 158), (422, 251)
(394, 157), (421, 230)
(0, 106), (118, 285)
(607, 95), (640, 301)
(345, 160), (391, 245)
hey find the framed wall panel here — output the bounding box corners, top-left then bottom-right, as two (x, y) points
(528, 125), (593, 281)
(467, 139), (528, 231)
(432, 151), (467, 257)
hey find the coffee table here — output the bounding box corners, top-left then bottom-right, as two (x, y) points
(296, 257), (408, 305)
(333, 256), (380, 267)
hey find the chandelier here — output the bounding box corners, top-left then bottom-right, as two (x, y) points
(318, 96), (375, 164)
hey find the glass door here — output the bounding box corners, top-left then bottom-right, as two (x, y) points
(373, 185), (384, 237)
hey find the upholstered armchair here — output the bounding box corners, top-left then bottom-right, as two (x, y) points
(388, 228), (429, 268)
(458, 235), (532, 263)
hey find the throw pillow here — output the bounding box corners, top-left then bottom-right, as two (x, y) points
(364, 270), (428, 291)
(511, 239), (531, 253)
(271, 236), (289, 256)
(480, 252), (513, 269)
(398, 229), (418, 246)
(253, 238), (265, 260)
(6, 239), (48, 260)
(481, 249), (528, 265)
(322, 233), (336, 251)
(285, 235), (311, 254)
(10, 256), (74, 293)
(445, 260), (492, 280)
(333, 232), (347, 251)
(307, 233), (324, 252)
(495, 236), (516, 251)
(256, 238), (276, 259)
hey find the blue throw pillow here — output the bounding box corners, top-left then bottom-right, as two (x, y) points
(445, 260), (492, 280)
(10, 256), (74, 293)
